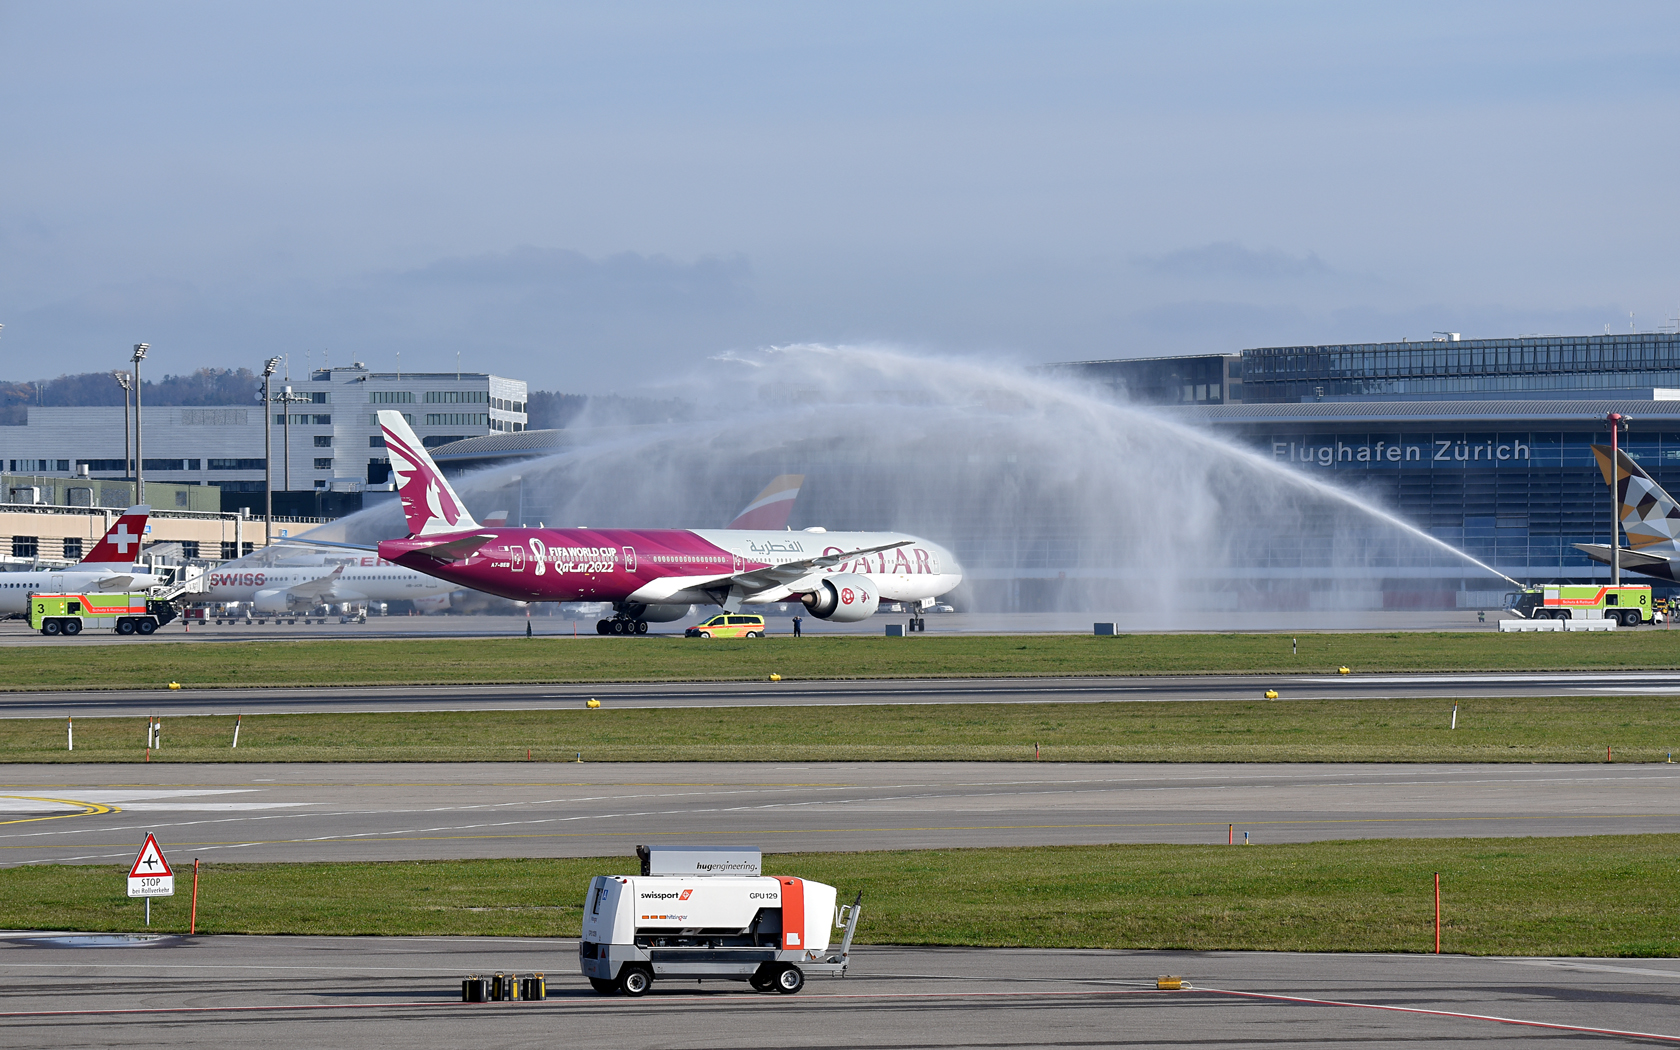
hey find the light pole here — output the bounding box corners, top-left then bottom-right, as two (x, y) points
(1607, 413), (1632, 586)
(260, 357), (281, 545)
(268, 382), (311, 499)
(131, 344), (149, 502)
(113, 371), (133, 481)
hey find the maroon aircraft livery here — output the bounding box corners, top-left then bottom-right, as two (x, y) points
(363, 410), (962, 633)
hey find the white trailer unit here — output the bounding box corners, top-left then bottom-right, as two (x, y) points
(578, 847), (861, 996)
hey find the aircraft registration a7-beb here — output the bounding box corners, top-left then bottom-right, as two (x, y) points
(357, 410), (962, 632)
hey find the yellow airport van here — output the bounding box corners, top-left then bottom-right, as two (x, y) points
(684, 614), (766, 638)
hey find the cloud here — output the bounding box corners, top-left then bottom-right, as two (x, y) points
(1136, 242), (1334, 281)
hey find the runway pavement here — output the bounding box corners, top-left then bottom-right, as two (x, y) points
(2, 762), (1674, 866)
(1, 937), (1676, 1048)
(8, 670), (1680, 720)
(0, 608), (1508, 647)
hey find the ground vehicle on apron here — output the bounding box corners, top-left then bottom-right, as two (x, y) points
(1510, 584), (1661, 626)
(29, 592), (178, 636)
(578, 846), (862, 996)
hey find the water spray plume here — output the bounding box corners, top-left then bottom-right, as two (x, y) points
(315, 344), (1521, 613)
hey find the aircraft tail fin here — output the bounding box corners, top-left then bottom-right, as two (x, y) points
(378, 411), (480, 536)
(1592, 444), (1680, 552)
(727, 474), (805, 530)
(80, 506), (150, 567)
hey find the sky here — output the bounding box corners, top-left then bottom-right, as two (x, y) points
(1, 2), (1677, 393)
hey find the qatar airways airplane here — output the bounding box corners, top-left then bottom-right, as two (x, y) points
(354, 411), (962, 632)
(0, 507), (170, 615)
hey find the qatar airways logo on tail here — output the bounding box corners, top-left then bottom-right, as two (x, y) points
(387, 434), (464, 528)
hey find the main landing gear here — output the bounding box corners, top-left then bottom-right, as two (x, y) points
(596, 616), (649, 635)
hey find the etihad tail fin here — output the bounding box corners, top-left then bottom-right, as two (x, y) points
(1592, 444), (1680, 552)
(80, 506), (150, 567)
(378, 410), (480, 536)
(727, 474), (805, 530)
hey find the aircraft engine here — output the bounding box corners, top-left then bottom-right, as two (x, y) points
(252, 588), (294, 613)
(617, 602), (690, 623)
(412, 594), (451, 613)
(801, 574), (880, 622)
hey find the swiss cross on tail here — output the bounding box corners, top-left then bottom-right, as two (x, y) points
(376, 411), (480, 537)
(126, 833), (175, 897)
(80, 506), (150, 567)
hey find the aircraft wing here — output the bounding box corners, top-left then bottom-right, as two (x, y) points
(627, 539), (915, 607)
(283, 565), (346, 600)
(725, 539), (913, 592)
(1572, 543), (1679, 581)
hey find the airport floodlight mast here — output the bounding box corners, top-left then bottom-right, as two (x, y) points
(260, 357), (281, 544)
(1608, 412), (1632, 586)
(131, 344), (149, 502)
(113, 371), (133, 482)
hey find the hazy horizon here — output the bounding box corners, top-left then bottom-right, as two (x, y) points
(2, 2), (1676, 393)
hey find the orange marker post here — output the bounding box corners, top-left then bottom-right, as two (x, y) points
(190, 859), (201, 935)
(1434, 872), (1441, 955)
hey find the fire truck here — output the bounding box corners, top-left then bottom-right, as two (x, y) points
(1509, 584), (1662, 626)
(29, 592), (179, 637)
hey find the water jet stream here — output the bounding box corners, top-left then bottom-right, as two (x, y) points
(311, 344), (1528, 613)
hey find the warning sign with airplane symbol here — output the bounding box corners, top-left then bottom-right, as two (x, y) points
(127, 833), (175, 898)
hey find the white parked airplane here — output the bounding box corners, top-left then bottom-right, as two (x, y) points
(199, 545), (457, 615)
(0, 507), (170, 615)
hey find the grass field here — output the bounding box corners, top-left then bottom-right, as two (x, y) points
(7, 630), (1680, 691)
(6, 837), (1675, 956)
(9, 696), (1678, 763)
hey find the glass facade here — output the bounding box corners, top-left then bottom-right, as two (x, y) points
(1050, 354), (1239, 405)
(1242, 333), (1680, 403)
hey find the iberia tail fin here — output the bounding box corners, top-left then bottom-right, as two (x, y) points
(727, 474), (805, 529)
(1592, 444), (1680, 552)
(378, 411), (480, 536)
(80, 506), (150, 568)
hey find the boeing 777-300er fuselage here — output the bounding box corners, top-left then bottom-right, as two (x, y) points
(362, 411), (962, 628)
(0, 507), (170, 616)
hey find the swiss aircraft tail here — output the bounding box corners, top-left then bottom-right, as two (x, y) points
(80, 506), (150, 568)
(1592, 444), (1680, 552)
(727, 474), (805, 530)
(378, 411), (481, 537)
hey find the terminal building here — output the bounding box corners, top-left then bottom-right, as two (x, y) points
(1, 364), (527, 512)
(1051, 333), (1680, 608)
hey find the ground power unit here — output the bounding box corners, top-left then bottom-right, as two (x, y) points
(578, 846), (862, 996)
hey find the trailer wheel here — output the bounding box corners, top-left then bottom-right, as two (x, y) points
(619, 966), (653, 997)
(588, 977), (618, 995)
(41, 619), (61, 636)
(62, 620), (82, 636)
(774, 965), (804, 994)
(749, 966), (776, 992)
(136, 619), (156, 635)
(116, 619), (137, 636)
